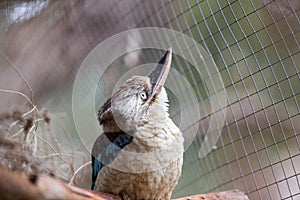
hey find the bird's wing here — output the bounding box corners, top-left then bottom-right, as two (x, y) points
(97, 97), (111, 124)
(91, 131), (133, 190)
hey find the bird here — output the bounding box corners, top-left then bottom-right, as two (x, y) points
(91, 48), (184, 200)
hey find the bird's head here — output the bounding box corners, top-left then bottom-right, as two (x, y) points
(98, 49), (172, 132)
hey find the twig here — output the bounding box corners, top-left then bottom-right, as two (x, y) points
(0, 89), (34, 107)
(34, 133), (67, 163)
(0, 51), (35, 108)
(8, 127), (24, 140)
(45, 123), (64, 154)
(22, 106), (37, 117)
(69, 161), (92, 186)
(38, 153), (76, 159)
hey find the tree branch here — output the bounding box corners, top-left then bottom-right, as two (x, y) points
(174, 190), (249, 200)
(0, 168), (248, 200)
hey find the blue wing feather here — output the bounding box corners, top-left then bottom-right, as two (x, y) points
(91, 132), (133, 190)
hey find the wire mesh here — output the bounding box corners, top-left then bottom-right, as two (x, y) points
(0, 0), (299, 199)
(113, 0), (300, 199)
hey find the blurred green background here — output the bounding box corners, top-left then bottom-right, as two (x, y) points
(0, 1), (299, 199)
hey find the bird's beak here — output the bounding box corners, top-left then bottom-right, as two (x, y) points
(148, 48), (172, 101)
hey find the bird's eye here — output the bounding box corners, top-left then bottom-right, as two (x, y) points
(139, 91), (147, 101)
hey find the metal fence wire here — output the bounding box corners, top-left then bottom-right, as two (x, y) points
(2, 0), (299, 200)
(109, 1), (300, 199)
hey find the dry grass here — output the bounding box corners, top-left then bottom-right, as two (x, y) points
(0, 48), (89, 185)
(0, 102), (76, 180)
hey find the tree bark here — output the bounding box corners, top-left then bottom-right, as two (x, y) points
(0, 168), (248, 200)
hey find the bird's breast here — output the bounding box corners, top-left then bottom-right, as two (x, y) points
(104, 117), (184, 175)
(95, 155), (183, 199)
(94, 116), (184, 199)
(134, 117), (184, 150)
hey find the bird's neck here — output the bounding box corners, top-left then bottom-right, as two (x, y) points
(101, 119), (123, 133)
(132, 117), (183, 152)
(101, 113), (183, 153)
